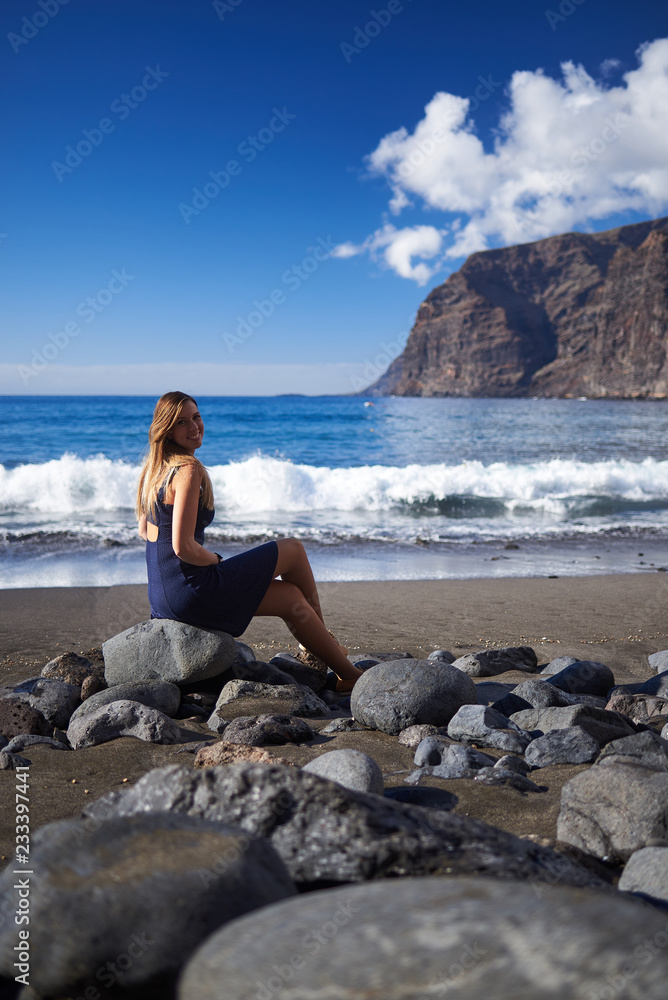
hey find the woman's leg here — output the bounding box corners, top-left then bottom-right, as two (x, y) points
(255, 578), (362, 691)
(273, 538), (324, 623)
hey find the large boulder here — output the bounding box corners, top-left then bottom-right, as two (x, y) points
(177, 877), (667, 1000)
(103, 619), (235, 686)
(451, 646), (538, 677)
(68, 679), (181, 724)
(83, 763), (604, 891)
(557, 761), (668, 861)
(0, 813), (295, 998)
(302, 749), (384, 795)
(67, 699), (184, 749)
(351, 659), (477, 735)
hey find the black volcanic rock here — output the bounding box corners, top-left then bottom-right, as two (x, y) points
(366, 217), (668, 399)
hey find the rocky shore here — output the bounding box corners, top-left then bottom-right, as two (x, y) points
(1, 578), (668, 998)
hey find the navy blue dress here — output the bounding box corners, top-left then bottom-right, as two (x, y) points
(146, 471), (278, 637)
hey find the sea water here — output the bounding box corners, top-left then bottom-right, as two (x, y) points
(2, 394), (668, 588)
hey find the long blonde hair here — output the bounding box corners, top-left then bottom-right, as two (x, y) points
(136, 391), (214, 520)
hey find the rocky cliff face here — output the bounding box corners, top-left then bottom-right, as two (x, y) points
(366, 218), (668, 398)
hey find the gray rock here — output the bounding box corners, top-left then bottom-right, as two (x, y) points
(383, 786), (457, 811)
(473, 768), (545, 793)
(302, 749), (384, 795)
(596, 730), (668, 770)
(4, 734), (70, 754)
(619, 847), (668, 904)
(67, 699), (184, 749)
(525, 728), (600, 768)
(80, 673), (106, 699)
(663, 722), (668, 741)
(451, 646), (538, 677)
(546, 660), (615, 697)
(320, 718), (367, 734)
(268, 654), (326, 692)
(351, 659), (477, 735)
(503, 678), (576, 712)
(648, 649), (668, 673)
(411, 743), (495, 780)
(414, 736), (456, 768)
(69, 679), (181, 725)
(83, 763), (605, 890)
(427, 649), (455, 664)
(605, 692), (668, 724)
(0, 812), (295, 997)
(222, 714), (314, 746)
(103, 619), (236, 686)
(349, 654), (381, 669)
(475, 681), (516, 705)
(0, 751), (31, 769)
(609, 670), (668, 699)
(397, 723), (446, 747)
(494, 754), (531, 774)
(447, 704), (533, 753)
(207, 682), (330, 732)
(178, 876), (667, 1000)
(4, 676), (80, 729)
(558, 762), (668, 861)
(232, 640), (255, 666)
(540, 655), (580, 675)
(510, 705), (636, 746)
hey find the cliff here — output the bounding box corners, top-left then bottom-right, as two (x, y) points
(366, 217), (668, 398)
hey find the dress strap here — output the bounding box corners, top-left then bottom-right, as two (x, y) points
(157, 465), (179, 501)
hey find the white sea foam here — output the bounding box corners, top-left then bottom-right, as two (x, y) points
(3, 453), (668, 515)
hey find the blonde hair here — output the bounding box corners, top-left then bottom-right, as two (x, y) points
(136, 391), (214, 520)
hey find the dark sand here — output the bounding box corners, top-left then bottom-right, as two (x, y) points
(1, 574), (667, 867)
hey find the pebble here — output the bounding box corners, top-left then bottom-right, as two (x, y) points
(427, 649), (455, 663)
(41, 651), (99, 686)
(473, 768), (545, 793)
(351, 658), (477, 734)
(302, 749), (385, 795)
(321, 718), (367, 733)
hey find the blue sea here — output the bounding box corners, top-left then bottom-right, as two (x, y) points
(3, 395), (668, 588)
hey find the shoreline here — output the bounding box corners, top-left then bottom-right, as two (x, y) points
(2, 573), (667, 686)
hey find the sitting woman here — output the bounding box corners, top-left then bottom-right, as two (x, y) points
(136, 390), (362, 692)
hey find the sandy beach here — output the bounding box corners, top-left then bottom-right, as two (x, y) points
(1, 573), (667, 869)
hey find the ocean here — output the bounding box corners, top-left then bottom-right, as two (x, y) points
(2, 394), (668, 588)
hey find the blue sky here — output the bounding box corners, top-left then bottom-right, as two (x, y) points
(1, 0), (667, 395)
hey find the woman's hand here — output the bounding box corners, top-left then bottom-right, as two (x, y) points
(171, 465), (219, 566)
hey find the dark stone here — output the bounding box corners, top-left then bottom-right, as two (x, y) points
(473, 768), (545, 793)
(231, 659), (295, 687)
(0, 698), (51, 740)
(103, 619), (236, 686)
(0, 813), (295, 997)
(222, 714), (314, 747)
(84, 763), (605, 890)
(540, 655), (579, 675)
(268, 654), (326, 692)
(177, 876), (668, 1000)
(609, 670), (668, 700)
(321, 718), (367, 734)
(302, 749), (384, 794)
(41, 651), (98, 686)
(451, 646), (538, 677)
(80, 674), (106, 700)
(351, 659), (477, 735)
(67, 699), (184, 749)
(510, 705), (636, 746)
(525, 728), (600, 768)
(3, 676), (80, 729)
(383, 786), (457, 811)
(397, 724), (447, 747)
(648, 649), (668, 673)
(596, 730), (668, 770)
(427, 649), (456, 664)
(207, 682), (330, 732)
(546, 660), (615, 697)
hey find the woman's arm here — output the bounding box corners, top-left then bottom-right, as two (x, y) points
(138, 513), (148, 540)
(171, 464), (219, 566)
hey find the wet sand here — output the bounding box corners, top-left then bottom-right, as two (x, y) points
(1, 574), (667, 866)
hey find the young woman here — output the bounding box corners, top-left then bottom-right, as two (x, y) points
(136, 391), (362, 692)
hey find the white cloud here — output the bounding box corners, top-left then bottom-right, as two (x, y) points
(0, 363), (365, 396)
(336, 38), (668, 283)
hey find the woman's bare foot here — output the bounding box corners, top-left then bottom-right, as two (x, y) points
(335, 668), (362, 693)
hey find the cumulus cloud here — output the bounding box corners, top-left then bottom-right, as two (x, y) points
(336, 39), (668, 283)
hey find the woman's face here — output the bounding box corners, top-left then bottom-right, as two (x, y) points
(169, 400), (204, 453)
